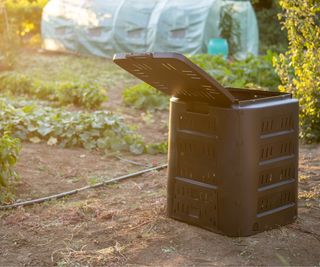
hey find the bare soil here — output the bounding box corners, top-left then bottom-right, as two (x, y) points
(0, 143), (319, 267)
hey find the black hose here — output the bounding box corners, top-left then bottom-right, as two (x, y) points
(0, 163), (168, 210)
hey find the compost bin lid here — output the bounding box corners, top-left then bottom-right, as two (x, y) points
(113, 52), (236, 106)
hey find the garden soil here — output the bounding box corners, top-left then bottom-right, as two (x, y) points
(0, 143), (319, 266)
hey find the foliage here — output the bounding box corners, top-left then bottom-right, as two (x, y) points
(0, 133), (20, 203)
(0, 72), (108, 109)
(57, 82), (108, 109)
(0, 4), (19, 69)
(219, 3), (241, 56)
(274, 1), (320, 142)
(0, 99), (166, 154)
(190, 52), (280, 90)
(255, 0), (288, 54)
(0, 99), (141, 152)
(123, 83), (169, 111)
(145, 142), (168, 155)
(3, 0), (47, 42)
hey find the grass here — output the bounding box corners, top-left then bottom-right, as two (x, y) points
(14, 51), (137, 90)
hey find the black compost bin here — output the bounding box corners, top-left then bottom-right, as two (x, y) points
(113, 52), (299, 237)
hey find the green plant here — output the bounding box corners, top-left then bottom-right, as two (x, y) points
(0, 132), (21, 203)
(4, 0), (47, 43)
(123, 83), (169, 111)
(0, 99), (141, 152)
(0, 72), (33, 94)
(190, 53), (280, 90)
(146, 142), (168, 155)
(274, 1), (320, 142)
(0, 72), (108, 109)
(57, 82), (108, 109)
(0, 99), (166, 154)
(0, 133), (20, 187)
(255, 1), (288, 54)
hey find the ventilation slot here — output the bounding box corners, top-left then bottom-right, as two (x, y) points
(280, 116), (293, 130)
(179, 113), (216, 135)
(132, 63), (152, 71)
(260, 140), (294, 161)
(177, 139), (215, 159)
(127, 29), (143, 39)
(88, 27), (102, 37)
(202, 85), (220, 95)
(259, 164), (295, 187)
(173, 179), (218, 230)
(260, 146), (273, 160)
(162, 63), (177, 71)
(170, 29), (186, 39)
(280, 166), (294, 180)
(257, 190), (295, 213)
(261, 114), (294, 134)
(177, 161), (216, 185)
(261, 119), (274, 133)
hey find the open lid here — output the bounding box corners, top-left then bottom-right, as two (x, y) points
(113, 52), (236, 106)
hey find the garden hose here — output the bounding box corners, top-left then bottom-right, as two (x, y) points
(0, 163), (168, 210)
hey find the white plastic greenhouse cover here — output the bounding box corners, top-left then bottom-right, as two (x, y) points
(41, 0), (259, 58)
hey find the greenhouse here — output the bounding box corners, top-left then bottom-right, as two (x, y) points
(41, 0), (259, 58)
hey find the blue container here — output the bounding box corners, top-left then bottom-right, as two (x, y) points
(208, 38), (229, 58)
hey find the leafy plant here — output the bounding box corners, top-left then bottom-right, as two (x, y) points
(0, 132), (20, 203)
(0, 99), (166, 154)
(274, 1), (320, 142)
(57, 82), (108, 109)
(0, 99), (140, 152)
(123, 83), (169, 111)
(190, 52), (280, 90)
(0, 72), (108, 109)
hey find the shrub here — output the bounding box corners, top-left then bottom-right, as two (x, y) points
(57, 82), (108, 109)
(274, 1), (320, 142)
(0, 11), (19, 69)
(4, 0), (47, 43)
(0, 72), (108, 109)
(255, 1), (288, 54)
(0, 72), (33, 94)
(123, 83), (169, 111)
(219, 3), (241, 56)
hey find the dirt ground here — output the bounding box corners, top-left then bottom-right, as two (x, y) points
(0, 143), (319, 267)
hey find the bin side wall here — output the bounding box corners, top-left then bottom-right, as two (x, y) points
(167, 98), (299, 237)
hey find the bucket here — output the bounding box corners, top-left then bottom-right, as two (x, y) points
(207, 38), (229, 58)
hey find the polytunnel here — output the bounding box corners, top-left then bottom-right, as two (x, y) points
(41, 0), (259, 58)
